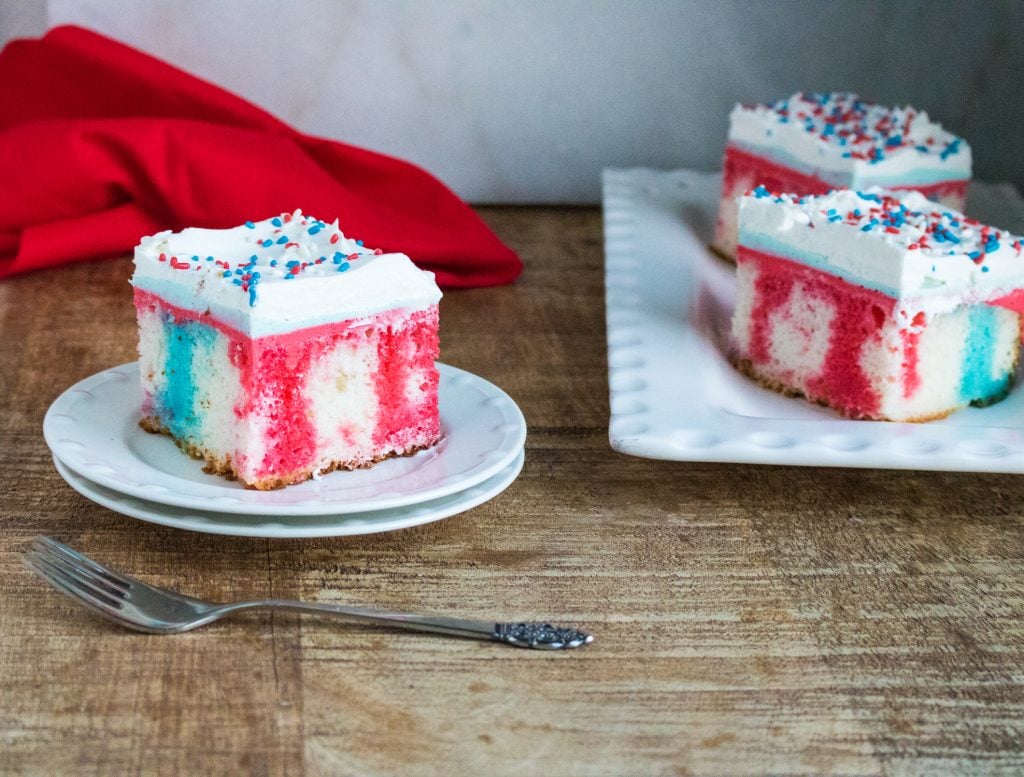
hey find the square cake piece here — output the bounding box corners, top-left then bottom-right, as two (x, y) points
(131, 210), (442, 489)
(732, 187), (1024, 422)
(713, 92), (971, 259)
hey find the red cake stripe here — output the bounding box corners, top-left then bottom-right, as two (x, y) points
(738, 246), (898, 418)
(722, 145), (969, 202)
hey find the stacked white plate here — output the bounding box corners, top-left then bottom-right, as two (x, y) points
(44, 363), (526, 537)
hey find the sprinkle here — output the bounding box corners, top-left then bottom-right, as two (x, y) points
(245, 221), (255, 229)
(262, 239), (274, 247)
(276, 235), (289, 245)
(330, 233), (340, 244)
(755, 92), (965, 166)
(271, 217), (283, 227)
(337, 262), (351, 272)
(308, 224), (322, 235)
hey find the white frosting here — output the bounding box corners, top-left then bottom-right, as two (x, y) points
(131, 210), (442, 337)
(728, 92), (971, 187)
(737, 188), (1024, 317)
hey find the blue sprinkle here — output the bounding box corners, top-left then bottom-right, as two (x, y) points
(284, 274), (294, 280)
(886, 135), (902, 147)
(262, 239), (273, 247)
(272, 217), (283, 227)
(232, 278), (242, 286)
(286, 260), (300, 267)
(251, 271), (261, 279)
(982, 266), (990, 272)
(968, 251), (982, 260)
(355, 240), (364, 246)
(270, 259), (278, 267)
(235, 268), (244, 275)
(276, 235), (289, 245)
(308, 224), (322, 235)
(337, 262), (351, 272)
(915, 145), (929, 153)
(205, 256), (214, 262)
(332, 251), (344, 263)
(753, 185), (770, 198)
(191, 255), (199, 262)
(940, 138), (962, 160)
(222, 270), (231, 278)
(249, 285), (258, 306)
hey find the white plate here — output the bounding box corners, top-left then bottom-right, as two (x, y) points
(53, 451), (524, 538)
(44, 362), (526, 515)
(603, 168), (1024, 473)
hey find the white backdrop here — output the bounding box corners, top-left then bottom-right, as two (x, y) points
(5, 0), (1024, 202)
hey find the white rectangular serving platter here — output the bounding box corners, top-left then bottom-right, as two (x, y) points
(602, 167), (1024, 473)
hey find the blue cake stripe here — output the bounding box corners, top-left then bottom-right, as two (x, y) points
(959, 305), (1010, 404)
(159, 314), (218, 440)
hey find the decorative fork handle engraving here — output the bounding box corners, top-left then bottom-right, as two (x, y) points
(494, 622), (593, 650)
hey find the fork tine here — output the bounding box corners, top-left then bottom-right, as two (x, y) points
(27, 550), (127, 611)
(30, 544), (129, 601)
(33, 536), (131, 591)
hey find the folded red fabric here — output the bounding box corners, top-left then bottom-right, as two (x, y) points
(0, 26), (521, 287)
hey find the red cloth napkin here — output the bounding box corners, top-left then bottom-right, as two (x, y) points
(0, 26), (521, 287)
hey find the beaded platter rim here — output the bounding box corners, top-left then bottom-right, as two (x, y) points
(603, 167), (1024, 474)
(44, 362), (526, 516)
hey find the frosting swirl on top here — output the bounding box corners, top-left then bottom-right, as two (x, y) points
(738, 187), (1024, 308)
(729, 92), (971, 186)
(132, 210), (441, 337)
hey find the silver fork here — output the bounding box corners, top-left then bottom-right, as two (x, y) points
(24, 536), (592, 650)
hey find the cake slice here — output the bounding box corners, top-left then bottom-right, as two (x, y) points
(713, 92), (971, 259)
(131, 210), (442, 489)
(731, 187), (1024, 422)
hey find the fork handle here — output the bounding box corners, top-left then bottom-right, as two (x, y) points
(215, 599), (592, 650)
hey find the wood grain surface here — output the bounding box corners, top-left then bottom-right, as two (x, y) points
(2, 207), (1024, 776)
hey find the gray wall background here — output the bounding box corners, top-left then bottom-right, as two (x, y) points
(4, 0), (1023, 202)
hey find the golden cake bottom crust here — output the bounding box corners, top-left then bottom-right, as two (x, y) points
(140, 416), (438, 491)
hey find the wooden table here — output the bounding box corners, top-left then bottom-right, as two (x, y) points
(3, 207), (1024, 776)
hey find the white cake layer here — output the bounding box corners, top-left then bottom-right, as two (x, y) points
(732, 258), (1020, 421)
(137, 303), (257, 472)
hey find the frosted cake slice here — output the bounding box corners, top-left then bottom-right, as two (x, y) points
(732, 187), (1024, 422)
(713, 92), (971, 259)
(132, 210), (442, 490)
